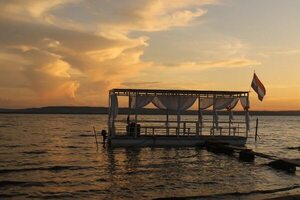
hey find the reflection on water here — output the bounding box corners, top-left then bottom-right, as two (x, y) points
(0, 114), (299, 199)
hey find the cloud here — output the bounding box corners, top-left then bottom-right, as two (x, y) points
(269, 49), (300, 56)
(37, 59), (71, 78)
(0, 14), (150, 107)
(1, 0), (257, 108)
(0, 0), (76, 21)
(121, 81), (161, 88)
(120, 57), (259, 93)
(0, 0), (217, 35)
(257, 48), (300, 59)
(82, 0), (215, 33)
(164, 58), (260, 69)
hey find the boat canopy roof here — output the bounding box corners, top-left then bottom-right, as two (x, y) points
(108, 88), (250, 116)
(108, 88), (251, 134)
(109, 88), (249, 98)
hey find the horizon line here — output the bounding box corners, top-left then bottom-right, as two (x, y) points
(0, 106), (300, 112)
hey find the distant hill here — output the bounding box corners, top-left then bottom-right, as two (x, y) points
(0, 106), (300, 116)
(0, 106), (108, 114)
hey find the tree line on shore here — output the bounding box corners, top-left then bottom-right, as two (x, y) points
(0, 106), (300, 116)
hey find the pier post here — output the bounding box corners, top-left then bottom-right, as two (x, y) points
(255, 118), (259, 142)
(239, 149), (255, 162)
(268, 159), (296, 173)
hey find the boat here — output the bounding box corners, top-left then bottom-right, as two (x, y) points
(107, 88), (250, 147)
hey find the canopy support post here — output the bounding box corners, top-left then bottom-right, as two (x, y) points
(229, 110), (232, 136)
(128, 94), (132, 122)
(177, 96), (180, 137)
(245, 95), (250, 138)
(212, 94), (216, 135)
(166, 109), (169, 136)
(197, 96), (201, 136)
(108, 92), (112, 138)
(134, 93), (138, 138)
(112, 94), (117, 138)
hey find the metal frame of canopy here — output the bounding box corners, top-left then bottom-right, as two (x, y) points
(109, 88), (248, 97)
(107, 88), (250, 139)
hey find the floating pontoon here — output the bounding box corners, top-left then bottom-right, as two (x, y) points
(107, 88), (250, 147)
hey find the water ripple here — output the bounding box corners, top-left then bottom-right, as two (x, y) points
(22, 150), (48, 155)
(0, 165), (95, 174)
(0, 114), (299, 199)
(0, 180), (55, 188)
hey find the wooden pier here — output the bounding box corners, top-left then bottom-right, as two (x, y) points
(204, 142), (299, 173)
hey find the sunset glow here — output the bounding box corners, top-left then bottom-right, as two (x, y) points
(1, 0), (300, 110)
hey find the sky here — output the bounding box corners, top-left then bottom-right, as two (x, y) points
(0, 0), (300, 110)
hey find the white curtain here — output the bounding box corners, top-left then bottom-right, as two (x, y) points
(226, 98), (239, 121)
(179, 96), (197, 111)
(199, 98), (214, 110)
(240, 97), (250, 132)
(215, 98), (235, 110)
(240, 97), (250, 110)
(152, 96), (167, 110)
(198, 98), (213, 128)
(213, 110), (219, 129)
(227, 98), (239, 110)
(212, 98), (233, 130)
(245, 111), (250, 132)
(213, 98), (239, 130)
(152, 95), (196, 111)
(110, 94), (118, 119)
(130, 95), (154, 109)
(155, 96), (178, 110)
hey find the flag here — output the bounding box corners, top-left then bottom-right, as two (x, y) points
(251, 73), (266, 101)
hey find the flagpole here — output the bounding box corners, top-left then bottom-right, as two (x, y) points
(248, 70), (255, 92)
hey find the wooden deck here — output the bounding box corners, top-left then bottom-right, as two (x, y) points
(109, 135), (247, 147)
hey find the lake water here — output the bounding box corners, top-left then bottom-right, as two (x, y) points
(0, 114), (299, 199)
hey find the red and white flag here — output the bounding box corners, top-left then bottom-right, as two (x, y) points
(251, 73), (266, 101)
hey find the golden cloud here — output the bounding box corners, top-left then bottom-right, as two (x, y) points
(1, 0), (256, 108)
(37, 59), (71, 78)
(170, 58), (261, 69)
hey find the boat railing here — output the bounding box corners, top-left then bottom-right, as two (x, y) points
(112, 119), (247, 137)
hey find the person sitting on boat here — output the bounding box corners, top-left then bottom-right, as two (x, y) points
(127, 115), (130, 125)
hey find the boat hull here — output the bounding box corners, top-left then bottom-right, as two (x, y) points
(109, 136), (247, 147)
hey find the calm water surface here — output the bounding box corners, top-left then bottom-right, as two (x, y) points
(0, 114), (299, 199)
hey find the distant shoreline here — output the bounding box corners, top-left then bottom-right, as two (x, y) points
(0, 106), (300, 116)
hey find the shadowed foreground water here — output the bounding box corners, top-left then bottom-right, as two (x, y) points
(0, 114), (299, 199)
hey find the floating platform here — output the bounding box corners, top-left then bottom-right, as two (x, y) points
(107, 88), (251, 148)
(109, 135), (247, 147)
(204, 142), (300, 173)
